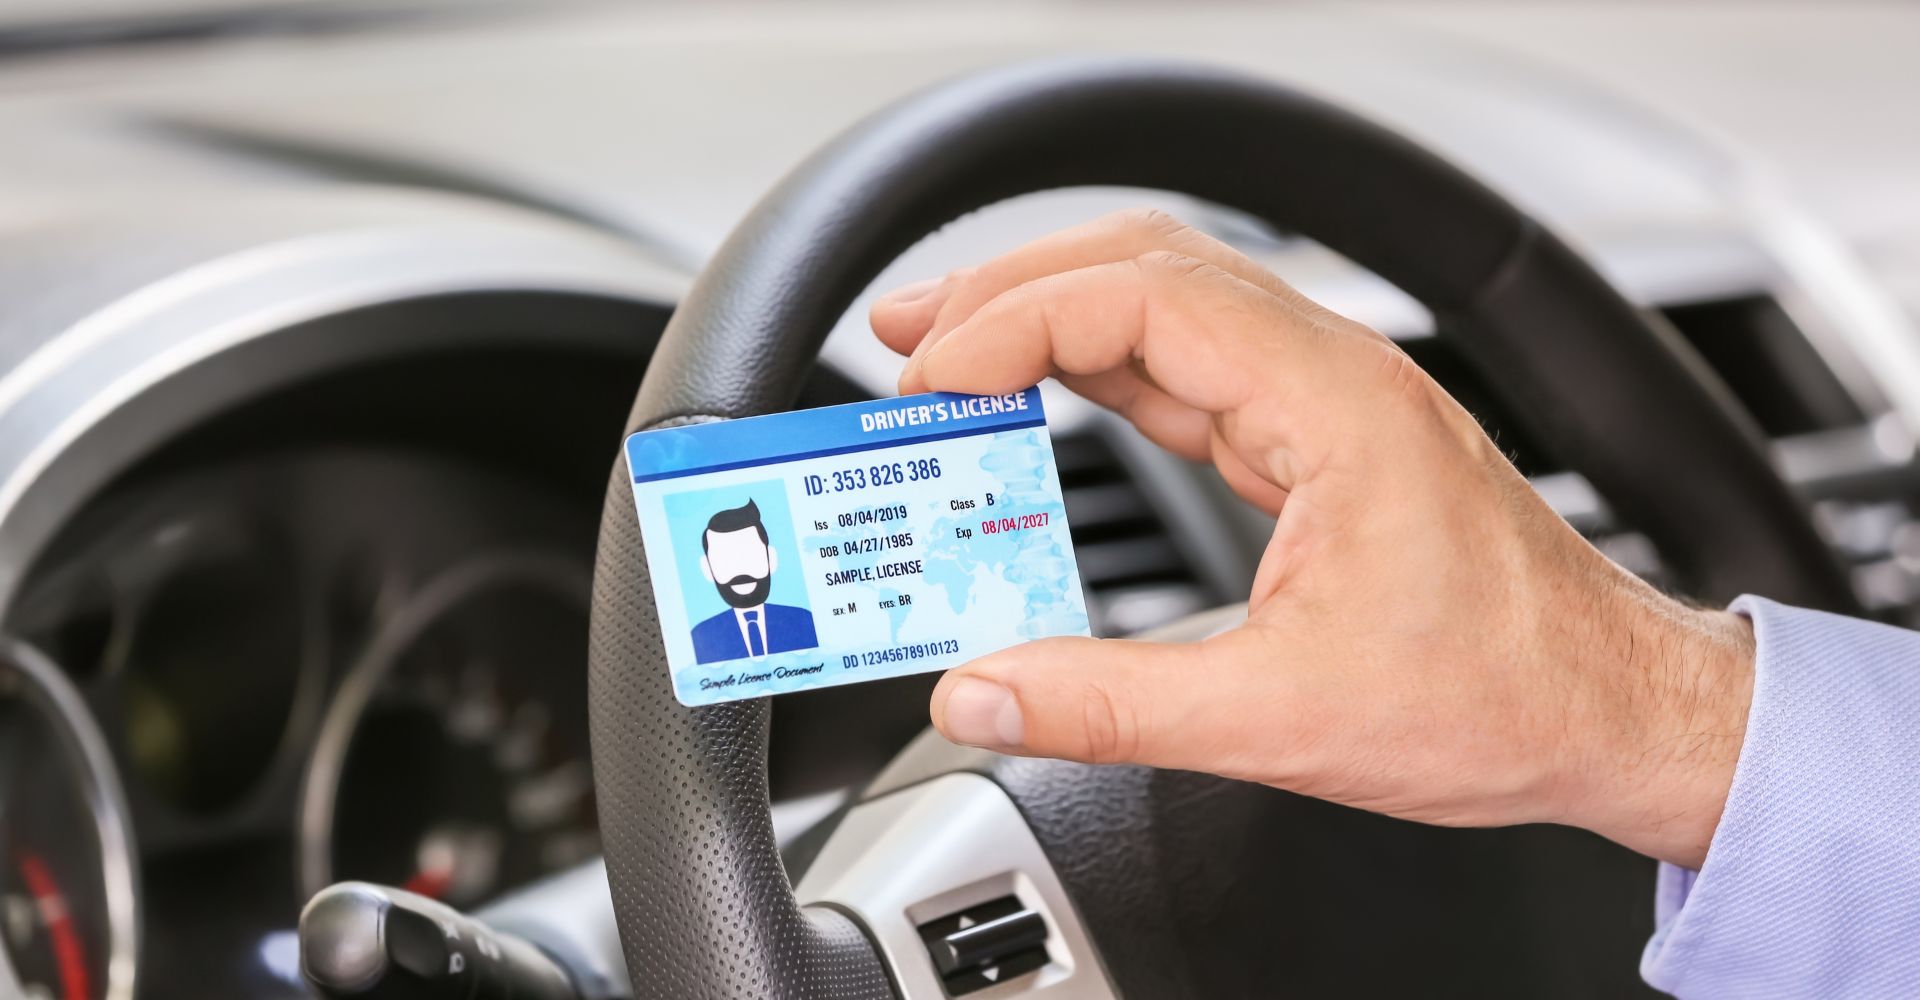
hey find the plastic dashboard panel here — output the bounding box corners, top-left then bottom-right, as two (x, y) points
(0, 190), (689, 614)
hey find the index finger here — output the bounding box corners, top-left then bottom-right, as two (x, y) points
(872, 208), (1362, 369)
(916, 250), (1392, 492)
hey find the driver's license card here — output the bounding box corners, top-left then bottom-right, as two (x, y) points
(623, 387), (1091, 706)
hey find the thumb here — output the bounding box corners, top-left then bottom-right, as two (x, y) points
(929, 635), (1223, 768)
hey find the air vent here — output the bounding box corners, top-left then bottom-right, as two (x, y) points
(1405, 293), (1856, 471)
(1055, 432), (1216, 636)
(1659, 295), (1864, 436)
(1407, 292), (1920, 622)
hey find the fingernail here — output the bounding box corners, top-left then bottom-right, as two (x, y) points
(941, 677), (1024, 749)
(877, 277), (942, 305)
(899, 337), (937, 392)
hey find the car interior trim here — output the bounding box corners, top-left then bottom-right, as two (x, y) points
(794, 772), (1118, 1000)
(0, 214), (686, 612)
(0, 636), (139, 1000)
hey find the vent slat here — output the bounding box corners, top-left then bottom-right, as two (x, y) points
(1075, 536), (1190, 588)
(1062, 482), (1155, 532)
(1055, 430), (1213, 636)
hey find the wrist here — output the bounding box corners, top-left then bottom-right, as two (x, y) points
(1560, 584), (1756, 869)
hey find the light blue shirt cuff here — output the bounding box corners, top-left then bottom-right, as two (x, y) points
(1641, 595), (1920, 998)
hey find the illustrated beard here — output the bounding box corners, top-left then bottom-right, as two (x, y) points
(713, 572), (772, 610)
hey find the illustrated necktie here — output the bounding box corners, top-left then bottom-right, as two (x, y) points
(745, 610), (765, 656)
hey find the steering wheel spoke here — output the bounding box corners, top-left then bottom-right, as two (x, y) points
(797, 771), (1116, 998)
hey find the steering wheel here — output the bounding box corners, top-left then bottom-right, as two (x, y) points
(586, 59), (1857, 999)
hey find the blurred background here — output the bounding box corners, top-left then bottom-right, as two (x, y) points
(0, 3), (1915, 998)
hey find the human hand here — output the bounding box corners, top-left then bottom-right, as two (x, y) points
(870, 209), (1755, 869)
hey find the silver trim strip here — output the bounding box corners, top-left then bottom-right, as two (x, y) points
(795, 772), (1118, 1000)
(1, 637), (140, 1000)
(0, 217), (687, 611)
(1745, 196), (1920, 432)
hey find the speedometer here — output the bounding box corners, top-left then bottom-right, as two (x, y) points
(301, 551), (599, 909)
(0, 640), (137, 1000)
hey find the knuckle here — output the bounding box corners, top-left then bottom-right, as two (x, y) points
(1133, 248), (1212, 282)
(943, 265), (981, 292)
(928, 266), (984, 327)
(1079, 680), (1142, 764)
(1371, 342), (1431, 401)
(1107, 206), (1187, 239)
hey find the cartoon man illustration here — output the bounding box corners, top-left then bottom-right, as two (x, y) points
(690, 498), (819, 664)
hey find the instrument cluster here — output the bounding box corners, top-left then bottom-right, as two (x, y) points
(1, 447), (609, 998)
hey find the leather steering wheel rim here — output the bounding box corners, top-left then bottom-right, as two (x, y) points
(587, 57), (1859, 1000)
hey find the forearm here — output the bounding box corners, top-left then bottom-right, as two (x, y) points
(1551, 576), (1757, 870)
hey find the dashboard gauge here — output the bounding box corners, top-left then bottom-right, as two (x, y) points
(0, 640), (138, 1000)
(116, 512), (314, 818)
(301, 552), (598, 909)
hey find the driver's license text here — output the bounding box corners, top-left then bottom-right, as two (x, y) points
(622, 387), (1091, 706)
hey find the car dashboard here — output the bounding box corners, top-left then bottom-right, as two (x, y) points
(0, 3), (1916, 998)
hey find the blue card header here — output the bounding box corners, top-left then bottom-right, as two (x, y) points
(626, 388), (1047, 484)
